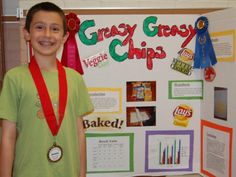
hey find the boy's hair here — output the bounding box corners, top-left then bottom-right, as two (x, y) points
(24, 2), (67, 35)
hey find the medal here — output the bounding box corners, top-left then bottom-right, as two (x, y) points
(48, 143), (63, 162)
(29, 56), (68, 163)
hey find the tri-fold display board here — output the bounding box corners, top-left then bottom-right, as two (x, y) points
(23, 7), (236, 177)
(71, 8), (235, 177)
(76, 13), (202, 177)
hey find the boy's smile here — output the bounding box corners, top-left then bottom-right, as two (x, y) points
(24, 11), (68, 58)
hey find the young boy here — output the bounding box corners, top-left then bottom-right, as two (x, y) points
(0, 2), (93, 177)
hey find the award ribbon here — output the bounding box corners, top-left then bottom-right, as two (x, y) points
(29, 56), (68, 136)
(61, 13), (84, 75)
(194, 16), (217, 68)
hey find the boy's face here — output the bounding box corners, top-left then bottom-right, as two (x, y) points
(24, 11), (68, 58)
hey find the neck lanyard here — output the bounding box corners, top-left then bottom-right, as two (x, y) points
(29, 56), (68, 136)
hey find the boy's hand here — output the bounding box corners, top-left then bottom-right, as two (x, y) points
(0, 119), (17, 177)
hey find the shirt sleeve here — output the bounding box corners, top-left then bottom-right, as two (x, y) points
(0, 72), (19, 122)
(76, 76), (94, 118)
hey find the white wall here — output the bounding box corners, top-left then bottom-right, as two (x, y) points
(18, 0), (236, 10)
(2, 0), (236, 16)
(2, 0), (18, 16)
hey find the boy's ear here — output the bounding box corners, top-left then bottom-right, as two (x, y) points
(23, 28), (30, 41)
(62, 32), (69, 44)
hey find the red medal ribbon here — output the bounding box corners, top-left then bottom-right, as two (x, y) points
(29, 56), (68, 136)
(61, 13), (84, 75)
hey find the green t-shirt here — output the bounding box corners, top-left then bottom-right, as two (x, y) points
(0, 64), (94, 177)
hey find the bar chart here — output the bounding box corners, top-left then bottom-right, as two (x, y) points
(159, 139), (181, 165)
(145, 130), (193, 172)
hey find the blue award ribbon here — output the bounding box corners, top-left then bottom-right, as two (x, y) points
(194, 16), (217, 68)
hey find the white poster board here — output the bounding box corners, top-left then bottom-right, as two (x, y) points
(70, 14), (202, 177)
(200, 8), (236, 177)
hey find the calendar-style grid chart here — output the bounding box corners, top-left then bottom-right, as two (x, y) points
(145, 130), (194, 172)
(86, 133), (134, 173)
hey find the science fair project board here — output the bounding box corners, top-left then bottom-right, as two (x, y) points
(200, 8), (235, 177)
(21, 8), (236, 177)
(71, 13), (201, 177)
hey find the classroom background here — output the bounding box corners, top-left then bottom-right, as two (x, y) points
(1, 0), (236, 88)
(1, 1), (236, 177)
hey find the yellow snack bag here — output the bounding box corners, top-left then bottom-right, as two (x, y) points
(173, 104), (193, 127)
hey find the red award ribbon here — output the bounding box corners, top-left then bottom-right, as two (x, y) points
(61, 13), (84, 75)
(29, 56), (68, 136)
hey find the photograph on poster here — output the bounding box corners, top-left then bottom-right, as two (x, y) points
(211, 30), (235, 62)
(145, 130), (194, 172)
(86, 133), (134, 173)
(126, 81), (156, 102)
(126, 106), (156, 127)
(201, 120), (232, 177)
(88, 88), (122, 114)
(168, 80), (203, 99)
(214, 87), (227, 121)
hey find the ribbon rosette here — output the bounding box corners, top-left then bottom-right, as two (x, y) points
(61, 13), (84, 74)
(194, 16), (217, 69)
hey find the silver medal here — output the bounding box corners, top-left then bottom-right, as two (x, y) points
(47, 143), (63, 162)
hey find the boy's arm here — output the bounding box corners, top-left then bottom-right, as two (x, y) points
(0, 119), (17, 177)
(77, 117), (87, 177)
